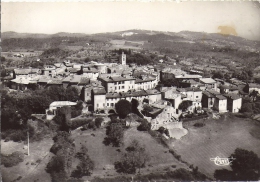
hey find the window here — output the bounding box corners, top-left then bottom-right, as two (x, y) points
(103, 103), (105, 107)
(107, 103), (109, 106)
(115, 86), (117, 90)
(111, 103), (114, 106)
(119, 86), (120, 89)
(122, 86), (124, 89)
(97, 103), (99, 108)
(196, 96), (198, 98)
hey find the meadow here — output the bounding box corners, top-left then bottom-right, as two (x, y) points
(172, 114), (260, 178)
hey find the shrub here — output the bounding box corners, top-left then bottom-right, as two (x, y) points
(1, 151), (24, 167)
(137, 119), (151, 131)
(95, 117), (104, 128)
(169, 149), (181, 161)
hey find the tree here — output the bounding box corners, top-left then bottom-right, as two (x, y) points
(104, 121), (125, 147)
(178, 100), (192, 111)
(115, 99), (132, 119)
(94, 117), (104, 128)
(230, 148), (260, 180)
(214, 148), (260, 181)
(71, 145), (94, 178)
(137, 119), (151, 131)
(249, 90), (259, 102)
(114, 140), (150, 174)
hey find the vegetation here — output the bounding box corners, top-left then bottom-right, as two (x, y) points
(1, 151), (24, 167)
(114, 139), (150, 174)
(71, 145), (94, 178)
(214, 148), (260, 181)
(115, 99), (132, 119)
(158, 126), (170, 137)
(46, 131), (76, 182)
(92, 167), (209, 181)
(178, 100), (192, 111)
(137, 119), (151, 131)
(1, 86), (80, 141)
(104, 119), (125, 147)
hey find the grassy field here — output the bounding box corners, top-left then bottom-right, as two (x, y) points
(1, 138), (53, 182)
(71, 126), (188, 181)
(172, 114), (260, 178)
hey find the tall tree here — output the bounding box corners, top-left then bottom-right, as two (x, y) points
(114, 139), (150, 174)
(115, 99), (132, 119)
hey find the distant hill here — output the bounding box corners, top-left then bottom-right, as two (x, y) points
(1, 31), (89, 39)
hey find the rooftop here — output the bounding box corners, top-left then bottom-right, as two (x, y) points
(50, 101), (77, 107)
(199, 78), (216, 84)
(223, 94), (241, 100)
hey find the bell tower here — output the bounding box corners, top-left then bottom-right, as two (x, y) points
(120, 52), (126, 65)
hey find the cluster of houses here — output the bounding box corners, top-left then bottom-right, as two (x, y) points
(3, 52), (260, 133)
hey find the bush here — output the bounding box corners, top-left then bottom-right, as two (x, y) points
(1, 151), (24, 167)
(169, 149), (181, 161)
(137, 119), (151, 131)
(95, 117), (104, 128)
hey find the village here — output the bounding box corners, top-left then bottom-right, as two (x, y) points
(2, 50), (260, 141)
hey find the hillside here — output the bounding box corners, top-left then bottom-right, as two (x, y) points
(2, 29), (260, 70)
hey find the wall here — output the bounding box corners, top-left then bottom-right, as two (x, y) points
(94, 94), (106, 111)
(232, 98), (242, 113)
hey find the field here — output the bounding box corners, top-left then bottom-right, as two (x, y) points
(109, 40), (144, 50)
(71, 126), (188, 181)
(1, 138), (53, 182)
(172, 114), (260, 178)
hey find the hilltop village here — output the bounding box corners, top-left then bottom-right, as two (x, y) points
(2, 46), (260, 182)
(3, 51), (260, 134)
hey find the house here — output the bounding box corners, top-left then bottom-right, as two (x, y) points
(78, 65), (99, 80)
(179, 79), (201, 88)
(161, 87), (182, 109)
(202, 90), (216, 109)
(92, 88), (107, 111)
(99, 76), (135, 93)
(223, 94), (242, 113)
(150, 106), (182, 130)
(42, 65), (57, 77)
(199, 78), (217, 91)
(13, 68), (41, 79)
(177, 87), (202, 102)
(160, 68), (186, 81)
(213, 95), (228, 113)
(134, 75), (158, 91)
(46, 101), (77, 120)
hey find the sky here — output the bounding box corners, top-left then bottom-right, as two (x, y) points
(2, 1), (260, 40)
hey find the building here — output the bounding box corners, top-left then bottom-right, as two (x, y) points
(46, 101), (77, 120)
(135, 75), (158, 91)
(177, 87), (202, 102)
(42, 65), (57, 77)
(92, 88), (161, 112)
(99, 76), (136, 93)
(179, 79), (201, 88)
(160, 68), (186, 81)
(92, 88), (107, 111)
(224, 94), (242, 113)
(119, 52), (126, 65)
(213, 95), (228, 113)
(199, 78), (217, 91)
(150, 106), (182, 130)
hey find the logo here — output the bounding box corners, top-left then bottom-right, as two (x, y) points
(210, 156), (235, 166)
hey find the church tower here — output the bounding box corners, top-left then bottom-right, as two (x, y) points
(120, 52), (126, 65)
